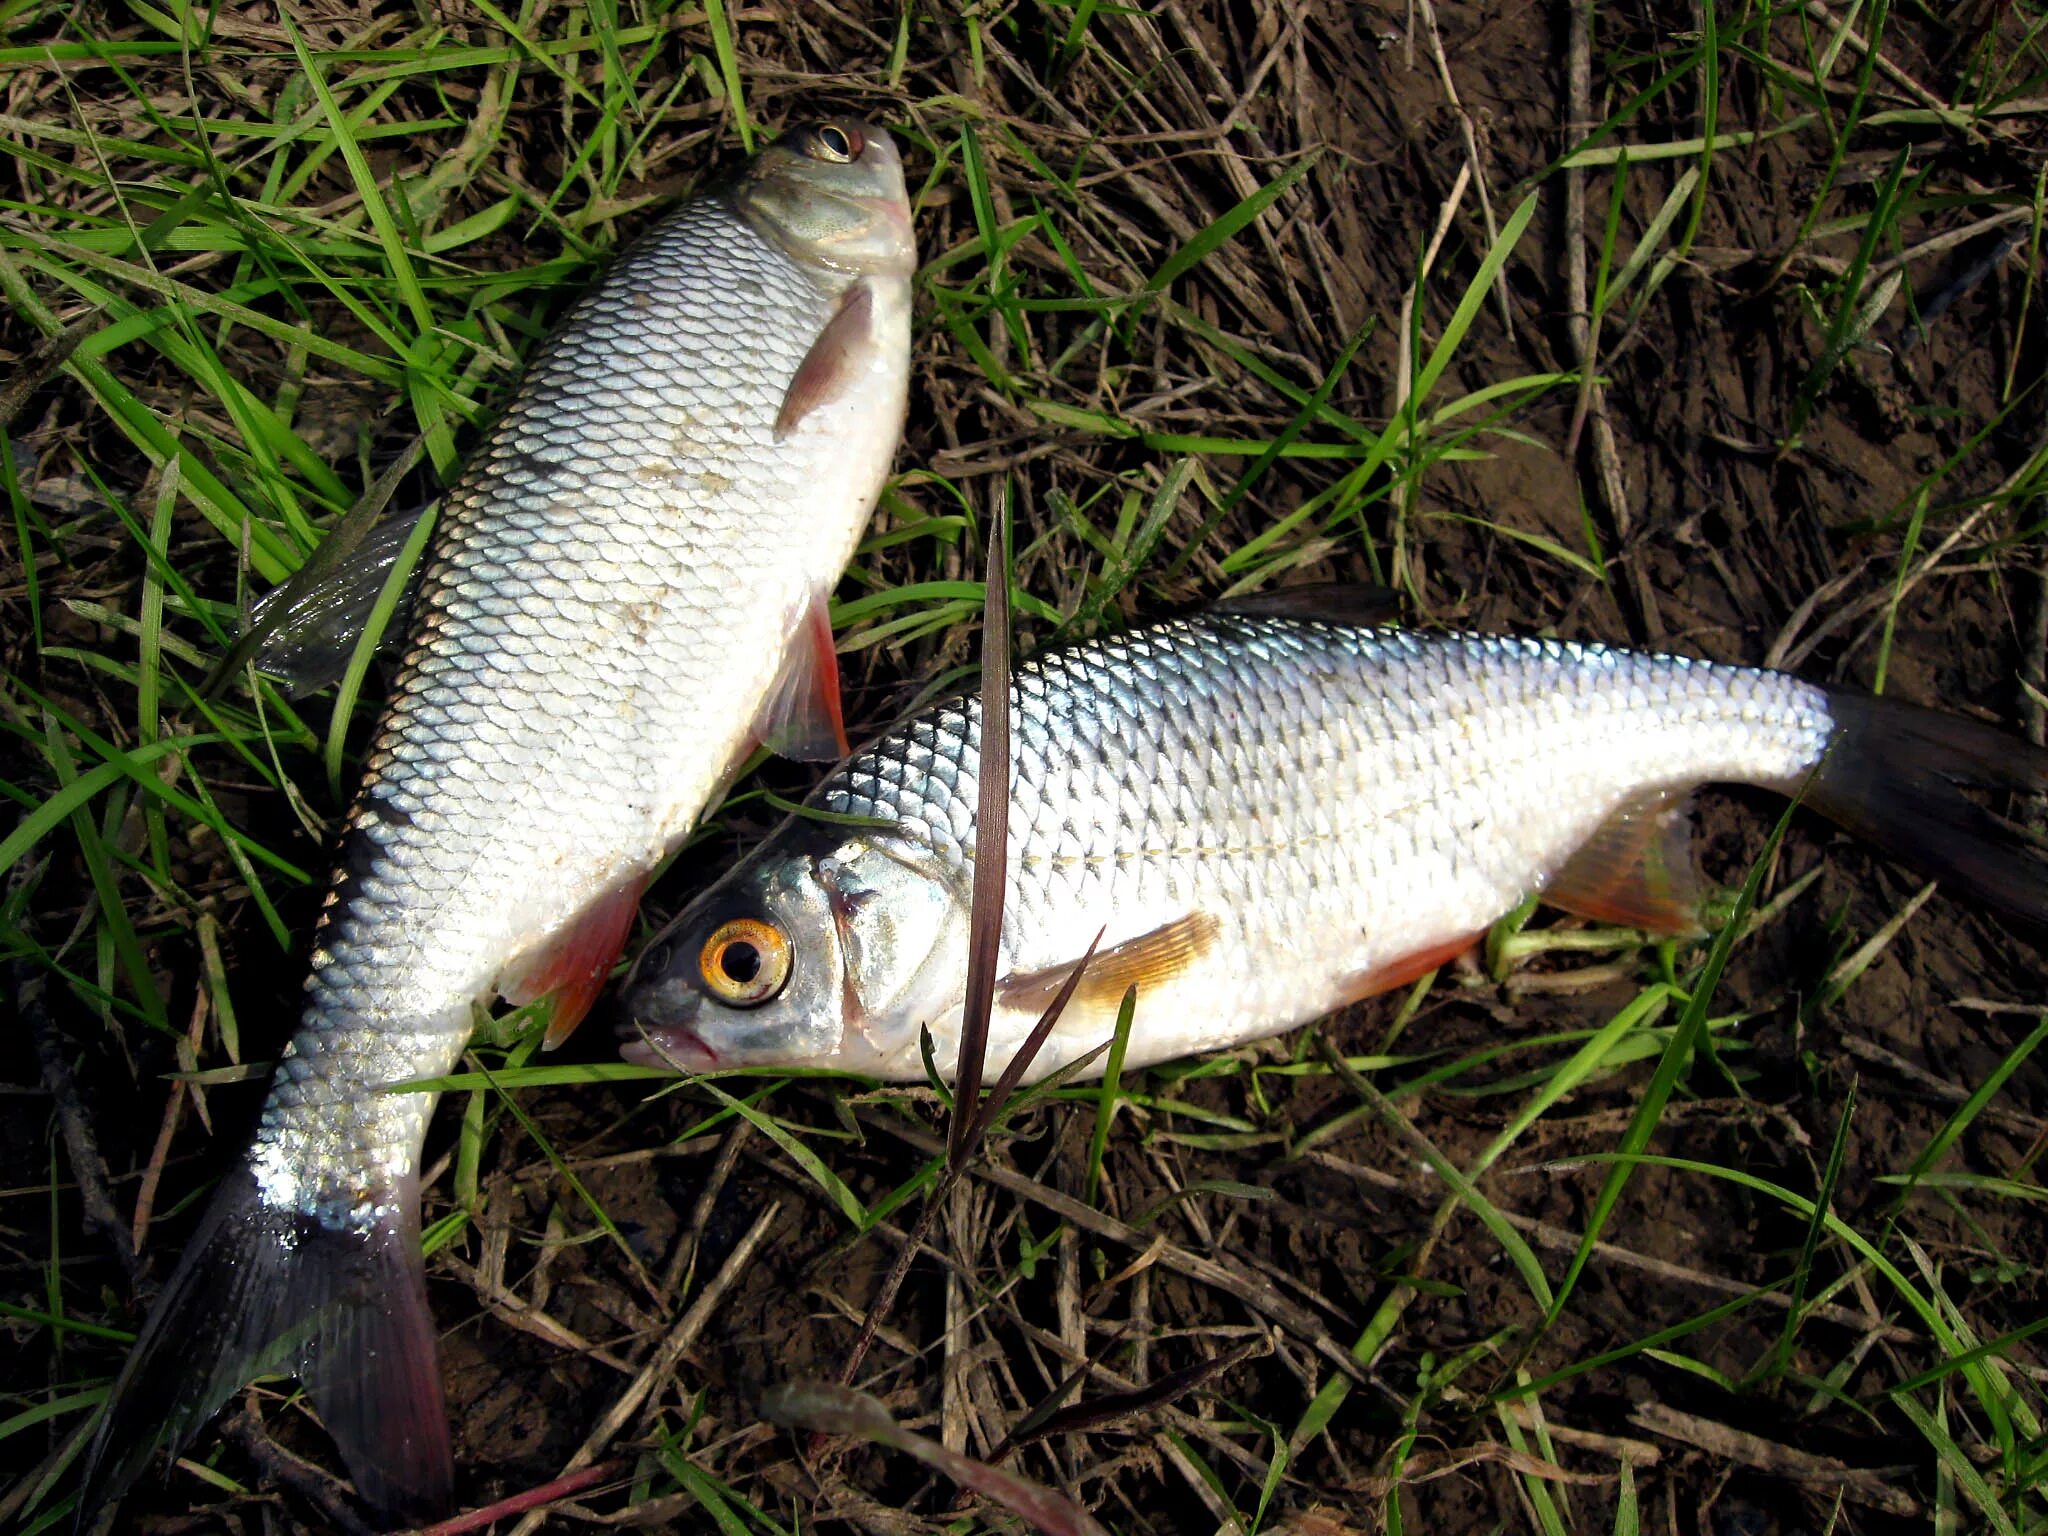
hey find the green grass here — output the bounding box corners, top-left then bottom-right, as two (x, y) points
(4, 0), (2048, 1532)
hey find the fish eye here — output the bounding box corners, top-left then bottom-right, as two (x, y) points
(699, 917), (792, 1006)
(805, 123), (861, 163)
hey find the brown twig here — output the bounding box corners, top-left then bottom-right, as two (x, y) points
(505, 1199), (783, 1536)
(659, 1120), (753, 1303)
(1630, 1401), (1920, 1516)
(131, 983), (209, 1255)
(1411, 0), (1512, 336)
(216, 1407), (378, 1536)
(879, 1122), (1377, 1392)
(23, 959), (138, 1282)
(1561, 2), (1632, 546)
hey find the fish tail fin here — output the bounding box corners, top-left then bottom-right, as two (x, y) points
(1805, 692), (2048, 925)
(79, 1165), (451, 1525)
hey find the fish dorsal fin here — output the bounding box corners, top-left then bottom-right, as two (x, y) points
(751, 590), (851, 762)
(1542, 789), (1706, 936)
(500, 876), (648, 1047)
(1210, 582), (1405, 627)
(211, 505), (429, 699)
(775, 280), (875, 440)
(999, 912), (1221, 1015)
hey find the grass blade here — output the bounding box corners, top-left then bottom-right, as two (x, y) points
(950, 494), (1011, 1166)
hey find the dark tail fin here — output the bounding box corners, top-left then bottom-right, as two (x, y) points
(79, 1166), (452, 1524)
(1806, 693), (2048, 925)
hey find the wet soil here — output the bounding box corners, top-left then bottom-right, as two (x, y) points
(4, 1), (2047, 1533)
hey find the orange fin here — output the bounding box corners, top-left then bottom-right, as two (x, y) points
(751, 590), (849, 762)
(999, 912), (1221, 1015)
(1542, 789), (1705, 935)
(775, 280), (874, 441)
(501, 878), (646, 1048)
(1334, 932), (1479, 1006)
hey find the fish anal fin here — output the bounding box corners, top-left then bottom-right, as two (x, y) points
(775, 280), (875, 440)
(750, 590), (849, 762)
(1542, 789), (1705, 936)
(78, 1168), (453, 1526)
(999, 912), (1221, 1016)
(1334, 932), (1480, 1006)
(501, 878), (647, 1048)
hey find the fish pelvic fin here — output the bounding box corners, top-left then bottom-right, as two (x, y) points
(79, 1165), (451, 1526)
(501, 876), (649, 1049)
(750, 587), (850, 762)
(1806, 692), (2048, 926)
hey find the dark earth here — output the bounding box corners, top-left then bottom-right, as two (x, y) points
(4, 1), (2046, 1533)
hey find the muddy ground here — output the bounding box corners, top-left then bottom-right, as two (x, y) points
(4, 1), (2047, 1532)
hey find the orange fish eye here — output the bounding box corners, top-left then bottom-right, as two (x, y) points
(699, 917), (792, 1006)
(806, 123), (861, 163)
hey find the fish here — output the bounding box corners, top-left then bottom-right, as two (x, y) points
(81, 118), (916, 1522)
(618, 593), (2048, 1085)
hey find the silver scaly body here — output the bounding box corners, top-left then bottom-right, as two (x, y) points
(84, 122), (914, 1521)
(817, 616), (1831, 1076)
(626, 611), (1907, 1084)
(270, 171), (907, 1223)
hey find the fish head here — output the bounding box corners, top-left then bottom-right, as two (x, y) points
(621, 823), (967, 1074)
(738, 120), (915, 279)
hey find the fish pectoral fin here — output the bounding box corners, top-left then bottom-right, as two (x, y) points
(998, 911), (1221, 1016)
(78, 1167), (452, 1526)
(1541, 788), (1706, 936)
(1210, 582), (1405, 628)
(750, 588), (850, 762)
(501, 877), (647, 1048)
(775, 279), (875, 441)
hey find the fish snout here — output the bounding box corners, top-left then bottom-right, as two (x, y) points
(620, 1024), (720, 1071)
(619, 980), (720, 1071)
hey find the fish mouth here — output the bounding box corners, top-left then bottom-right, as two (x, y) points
(620, 1020), (722, 1072)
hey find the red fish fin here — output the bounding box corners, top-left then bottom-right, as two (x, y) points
(502, 878), (647, 1049)
(1334, 932), (1479, 1005)
(1211, 583), (1405, 628)
(775, 280), (874, 440)
(79, 1167), (452, 1525)
(1806, 692), (2048, 925)
(1542, 789), (1705, 935)
(999, 913), (1221, 1015)
(750, 591), (849, 762)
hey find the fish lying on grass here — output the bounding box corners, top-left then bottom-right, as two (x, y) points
(621, 592), (2048, 1083)
(82, 119), (915, 1522)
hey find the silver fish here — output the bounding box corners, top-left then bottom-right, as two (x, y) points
(621, 598), (2048, 1084)
(84, 119), (915, 1521)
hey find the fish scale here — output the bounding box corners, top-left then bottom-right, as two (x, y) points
(84, 121), (915, 1523)
(624, 603), (2048, 1089)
